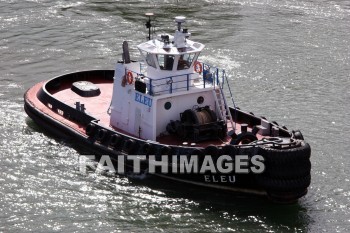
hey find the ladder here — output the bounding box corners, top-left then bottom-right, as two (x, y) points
(212, 86), (235, 132)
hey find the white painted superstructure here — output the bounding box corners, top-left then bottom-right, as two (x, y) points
(110, 16), (232, 141)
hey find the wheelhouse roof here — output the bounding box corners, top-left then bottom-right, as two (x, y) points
(137, 37), (204, 55)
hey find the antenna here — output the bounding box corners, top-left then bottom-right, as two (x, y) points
(174, 16), (186, 31)
(145, 13), (154, 40)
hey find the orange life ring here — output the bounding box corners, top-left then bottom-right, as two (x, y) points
(194, 61), (202, 73)
(126, 71), (133, 85)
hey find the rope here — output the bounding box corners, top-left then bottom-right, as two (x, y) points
(195, 110), (213, 124)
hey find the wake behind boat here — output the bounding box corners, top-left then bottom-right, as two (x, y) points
(24, 15), (311, 203)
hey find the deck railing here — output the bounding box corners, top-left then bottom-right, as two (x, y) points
(134, 61), (238, 129)
(128, 61), (227, 96)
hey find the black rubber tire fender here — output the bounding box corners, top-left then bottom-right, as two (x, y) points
(159, 145), (173, 156)
(123, 139), (137, 154)
(97, 129), (108, 141)
(263, 159), (311, 179)
(85, 123), (96, 136)
(140, 143), (155, 155)
(220, 144), (237, 156)
(155, 145), (173, 162)
(110, 134), (123, 148)
(261, 142), (311, 166)
(190, 149), (204, 156)
(204, 145), (219, 156)
(187, 149), (204, 166)
(256, 174), (311, 192)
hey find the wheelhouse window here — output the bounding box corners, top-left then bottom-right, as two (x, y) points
(157, 54), (175, 71)
(177, 53), (196, 70)
(146, 53), (156, 68)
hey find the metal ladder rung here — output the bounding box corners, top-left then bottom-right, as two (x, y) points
(213, 87), (234, 132)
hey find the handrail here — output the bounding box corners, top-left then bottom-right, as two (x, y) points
(222, 71), (237, 130)
(126, 61), (228, 96)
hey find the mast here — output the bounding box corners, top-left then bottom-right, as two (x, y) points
(145, 13), (154, 41)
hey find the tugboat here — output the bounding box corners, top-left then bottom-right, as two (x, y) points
(24, 15), (311, 203)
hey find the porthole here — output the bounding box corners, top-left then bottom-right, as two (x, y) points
(197, 96), (204, 104)
(164, 102), (172, 110)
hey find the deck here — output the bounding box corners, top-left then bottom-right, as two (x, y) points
(48, 78), (263, 147)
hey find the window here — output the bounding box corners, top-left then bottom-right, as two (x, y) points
(146, 53), (156, 68)
(157, 54), (175, 70)
(177, 53), (196, 70)
(197, 96), (204, 104)
(164, 102), (172, 110)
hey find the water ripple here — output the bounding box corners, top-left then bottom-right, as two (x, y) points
(0, 0), (350, 232)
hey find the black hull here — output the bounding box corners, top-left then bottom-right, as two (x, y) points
(24, 98), (265, 195)
(24, 70), (311, 203)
